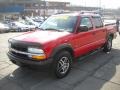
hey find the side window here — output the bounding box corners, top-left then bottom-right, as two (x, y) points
(80, 17), (93, 30)
(92, 17), (103, 28)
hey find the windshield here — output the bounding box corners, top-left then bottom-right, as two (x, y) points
(40, 15), (77, 32)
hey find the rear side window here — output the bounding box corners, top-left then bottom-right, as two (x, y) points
(92, 17), (103, 28)
(80, 17), (93, 30)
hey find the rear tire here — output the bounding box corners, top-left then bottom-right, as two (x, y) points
(103, 36), (112, 52)
(53, 51), (73, 78)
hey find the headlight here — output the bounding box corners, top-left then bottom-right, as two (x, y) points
(28, 47), (44, 54)
(28, 47), (46, 60)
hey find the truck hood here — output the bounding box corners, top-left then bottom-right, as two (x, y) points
(13, 30), (71, 44)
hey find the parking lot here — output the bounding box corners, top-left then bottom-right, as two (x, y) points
(0, 32), (120, 90)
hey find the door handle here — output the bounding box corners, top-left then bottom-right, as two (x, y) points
(103, 30), (105, 32)
(64, 40), (68, 42)
(92, 32), (96, 35)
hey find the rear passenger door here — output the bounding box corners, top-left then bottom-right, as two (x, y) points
(92, 17), (106, 47)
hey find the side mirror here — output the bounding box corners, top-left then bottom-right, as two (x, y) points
(77, 25), (89, 32)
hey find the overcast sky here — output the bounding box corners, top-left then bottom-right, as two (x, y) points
(47, 0), (120, 9)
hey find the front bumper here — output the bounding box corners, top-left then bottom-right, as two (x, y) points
(21, 27), (29, 30)
(11, 27), (30, 31)
(7, 51), (53, 68)
(0, 28), (9, 33)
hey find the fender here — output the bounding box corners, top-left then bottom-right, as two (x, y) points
(50, 43), (74, 58)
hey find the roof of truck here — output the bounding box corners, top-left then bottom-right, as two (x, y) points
(54, 12), (101, 17)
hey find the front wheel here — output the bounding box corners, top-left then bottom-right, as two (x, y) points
(17, 28), (21, 32)
(103, 36), (112, 52)
(53, 51), (73, 78)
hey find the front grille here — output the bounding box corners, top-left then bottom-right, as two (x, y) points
(11, 44), (27, 52)
(9, 39), (41, 52)
(9, 39), (41, 60)
(11, 51), (28, 59)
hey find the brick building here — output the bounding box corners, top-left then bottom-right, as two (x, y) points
(0, 0), (116, 20)
(0, 0), (100, 16)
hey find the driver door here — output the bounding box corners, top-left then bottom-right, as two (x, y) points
(72, 17), (96, 57)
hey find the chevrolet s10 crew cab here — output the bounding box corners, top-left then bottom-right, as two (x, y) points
(7, 12), (117, 78)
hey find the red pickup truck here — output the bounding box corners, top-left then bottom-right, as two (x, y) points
(7, 12), (117, 78)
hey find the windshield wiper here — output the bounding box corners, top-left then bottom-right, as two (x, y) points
(44, 28), (61, 32)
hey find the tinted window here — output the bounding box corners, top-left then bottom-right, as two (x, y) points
(80, 17), (93, 29)
(92, 17), (103, 28)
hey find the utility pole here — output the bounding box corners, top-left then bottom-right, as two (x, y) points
(43, 0), (46, 21)
(99, 0), (101, 8)
(99, 0), (102, 15)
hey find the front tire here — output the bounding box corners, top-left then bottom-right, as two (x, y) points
(103, 36), (112, 52)
(53, 51), (73, 78)
(17, 28), (21, 32)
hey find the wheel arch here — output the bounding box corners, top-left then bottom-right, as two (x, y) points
(50, 44), (74, 59)
(107, 33), (114, 40)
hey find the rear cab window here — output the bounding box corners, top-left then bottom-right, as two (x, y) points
(92, 17), (103, 28)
